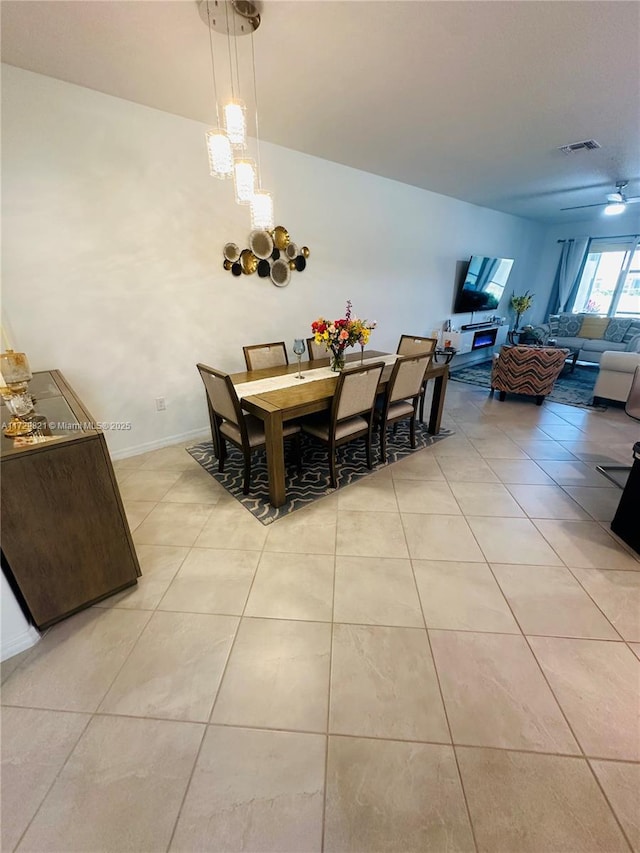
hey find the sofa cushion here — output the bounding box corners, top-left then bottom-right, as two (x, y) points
(556, 313), (583, 337)
(580, 339), (626, 354)
(553, 336), (585, 350)
(578, 316), (609, 339)
(622, 319), (640, 343)
(604, 317), (632, 342)
(548, 315), (560, 335)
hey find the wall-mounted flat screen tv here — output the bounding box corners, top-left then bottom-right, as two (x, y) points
(453, 255), (514, 313)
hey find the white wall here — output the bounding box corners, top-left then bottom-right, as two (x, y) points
(2, 66), (546, 456)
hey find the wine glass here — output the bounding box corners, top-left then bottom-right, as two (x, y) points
(293, 338), (306, 380)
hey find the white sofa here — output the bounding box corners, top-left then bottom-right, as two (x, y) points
(593, 351), (640, 404)
(535, 314), (640, 365)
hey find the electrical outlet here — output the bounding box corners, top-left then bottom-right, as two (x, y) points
(155, 397), (166, 411)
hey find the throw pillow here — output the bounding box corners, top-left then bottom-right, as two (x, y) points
(556, 313), (583, 337)
(603, 317), (632, 343)
(578, 316), (609, 339)
(623, 319), (640, 343)
(548, 315), (560, 335)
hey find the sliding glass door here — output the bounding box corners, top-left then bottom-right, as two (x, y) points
(571, 236), (640, 317)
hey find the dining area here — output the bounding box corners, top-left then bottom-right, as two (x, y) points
(195, 331), (450, 511)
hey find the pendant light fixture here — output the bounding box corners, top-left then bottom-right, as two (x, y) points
(233, 157), (256, 204)
(203, 1), (233, 179)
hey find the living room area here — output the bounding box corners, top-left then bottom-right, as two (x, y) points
(2, 2), (640, 851)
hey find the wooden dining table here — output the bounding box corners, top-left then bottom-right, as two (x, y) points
(231, 350), (449, 508)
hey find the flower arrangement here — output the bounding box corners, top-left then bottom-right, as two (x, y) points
(311, 300), (376, 371)
(510, 290), (534, 329)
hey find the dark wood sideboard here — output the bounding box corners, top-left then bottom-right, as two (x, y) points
(1, 370), (140, 630)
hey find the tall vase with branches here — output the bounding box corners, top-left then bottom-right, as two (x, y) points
(510, 290), (534, 330)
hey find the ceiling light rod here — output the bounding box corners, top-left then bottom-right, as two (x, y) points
(206, 1), (220, 125)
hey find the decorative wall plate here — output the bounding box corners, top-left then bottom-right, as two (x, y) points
(285, 242), (299, 260)
(257, 259), (271, 277)
(240, 249), (258, 274)
(270, 258), (291, 287)
(249, 229), (274, 259)
(272, 225), (290, 250)
(224, 242), (240, 262)
(231, 262), (242, 276)
(295, 255), (306, 271)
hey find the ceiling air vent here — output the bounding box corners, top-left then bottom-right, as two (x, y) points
(558, 139), (602, 154)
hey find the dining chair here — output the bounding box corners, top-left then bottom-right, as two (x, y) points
(302, 361), (385, 488)
(396, 335), (438, 421)
(306, 337), (328, 362)
(243, 341), (288, 371)
(196, 363), (301, 494)
(376, 353), (432, 463)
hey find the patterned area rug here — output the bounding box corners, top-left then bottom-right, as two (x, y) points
(187, 423), (452, 525)
(450, 359), (603, 408)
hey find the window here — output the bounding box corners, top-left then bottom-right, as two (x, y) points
(571, 236), (640, 317)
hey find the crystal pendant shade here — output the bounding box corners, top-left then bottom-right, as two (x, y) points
(223, 101), (247, 149)
(233, 159), (256, 205)
(205, 130), (233, 179)
(250, 190), (274, 230)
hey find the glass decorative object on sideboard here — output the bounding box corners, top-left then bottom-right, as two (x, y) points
(0, 350), (35, 433)
(292, 339), (306, 379)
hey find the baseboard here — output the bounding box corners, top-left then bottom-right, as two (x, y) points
(108, 426), (210, 461)
(1, 624), (40, 662)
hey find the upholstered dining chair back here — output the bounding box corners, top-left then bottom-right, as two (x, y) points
(396, 335), (438, 356)
(626, 366), (640, 421)
(197, 364), (242, 430)
(388, 353), (433, 403)
(491, 345), (568, 405)
(335, 363), (385, 422)
(306, 337), (327, 362)
(243, 342), (288, 371)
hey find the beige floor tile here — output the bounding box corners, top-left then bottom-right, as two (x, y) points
(264, 506), (337, 554)
(534, 519), (640, 570)
(430, 630), (579, 753)
(435, 455), (499, 483)
(119, 469), (182, 502)
(571, 569), (640, 642)
(530, 636), (640, 760)
(171, 726), (325, 853)
(457, 747), (629, 853)
(449, 481), (525, 517)
(394, 479), (462, 514)
(333, 556), (423, 627)
(455, 422), (507, 439)
(245, 552), (334, 621)
(337, 510), (409, 558)
(509, 439), (577, 460)
(161, 467), (226, 504)
(134, 502), (214, 547)
(402, 514), (485, 562)
(123, 499), (157, 531)
(211, 617), (331, 732)
(486, 458), (555, 484)
(388, 451), (445, 481)
(470, 436), (529, 459)
(99, 611), (237, 721)
(1, 708), (90, 852)
(0, 647), (34, 684)
(337, 471), (399, 511)
(536, 459), (617, 488)
(137, 443), (202, 471)
(631, 643), (640, 661)
(158, 548), (259, 615)
(590, 760), (640, 852)
(564, 485), (624, 521)
(506, 483), (588, 519)
(491, 563), (619, 639)
(324, 737), (474, 853)
(538, 423), (587, 441)
(431, 435), (478, 457)
(330, 623), (449, 742)
(112, 455), (144, 471)
(413, 560), (519, 633)
(194, 502), (268, 550)
(467, 516), (563, 565)
(96, 544), (189, 610)
(1, 608), (151, 712)
(16, 715), (204, 853)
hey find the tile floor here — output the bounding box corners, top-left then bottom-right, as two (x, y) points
(2, 380), (640, 852)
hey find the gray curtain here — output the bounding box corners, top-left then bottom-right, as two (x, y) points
(546, 238), (589, 315)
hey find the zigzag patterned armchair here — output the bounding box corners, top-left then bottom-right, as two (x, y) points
(490, 345), (569, 406)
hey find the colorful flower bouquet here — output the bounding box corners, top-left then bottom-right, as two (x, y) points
(311, 301), (376, 371)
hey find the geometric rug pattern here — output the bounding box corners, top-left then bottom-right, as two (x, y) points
(450, 359), (604, 409)
(187, 422), (453, 525)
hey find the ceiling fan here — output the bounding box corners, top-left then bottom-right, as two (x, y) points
(561, 181), (640, 214)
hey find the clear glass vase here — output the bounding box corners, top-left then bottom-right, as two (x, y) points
(330, 348), (346, 372)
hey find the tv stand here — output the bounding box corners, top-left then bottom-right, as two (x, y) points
(460, 321), (499, 331)
(447, 324), (508, 359)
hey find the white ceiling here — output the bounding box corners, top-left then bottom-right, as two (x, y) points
(2, 0), (639, 224)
